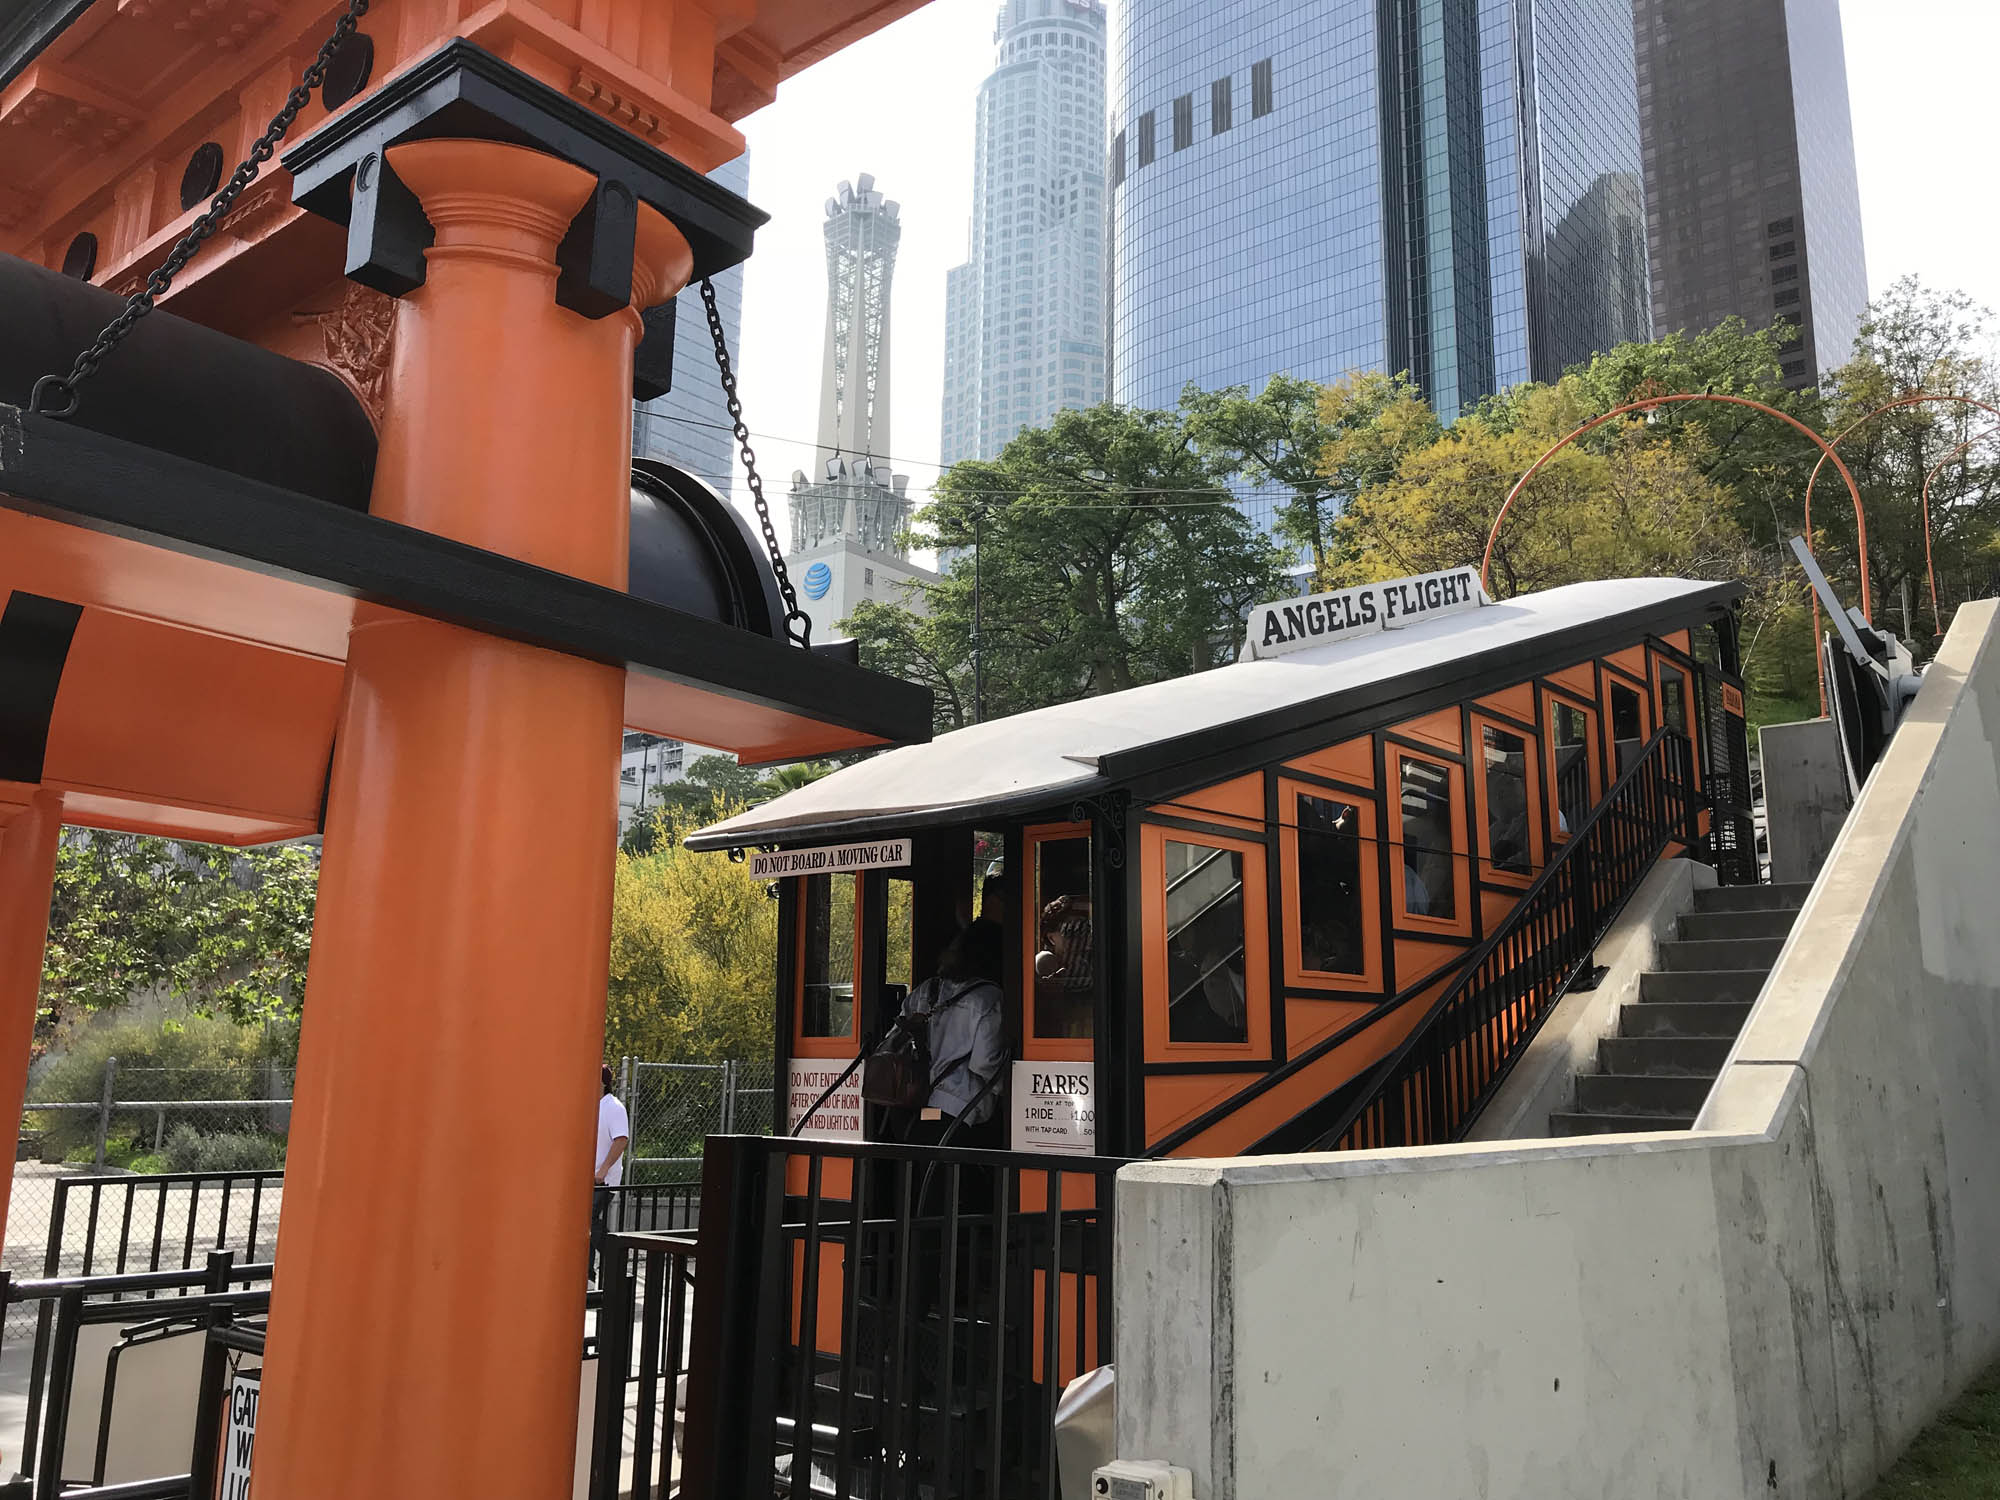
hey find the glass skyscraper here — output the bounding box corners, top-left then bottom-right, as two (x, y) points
(941, 0), (1109, 465)
(1633, 0), (1868, 386)
(1110, 0), (1650, 451)
(631, 153), (750, 491)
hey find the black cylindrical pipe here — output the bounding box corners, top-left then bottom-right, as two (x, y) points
(0, 253), (377, 510)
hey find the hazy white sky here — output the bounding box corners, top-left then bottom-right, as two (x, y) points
(715, 0), (1998, 519)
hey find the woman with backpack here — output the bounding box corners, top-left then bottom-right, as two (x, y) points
(895, 916), (1008, 1150)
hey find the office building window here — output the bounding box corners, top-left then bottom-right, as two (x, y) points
(1251, 58), (1274, 118)
(1111, 130), (1125, 188)
(1768, 242), (1796, 261)
(1767, 217), (1796, 236)
(1773, 264), (1799, 284)
(1212, 75), (1232, 134)
(1136, 111), (1155, 168)
(1173, 93), (1193, 151)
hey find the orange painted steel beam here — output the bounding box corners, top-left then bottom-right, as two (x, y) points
(250, 139), (693, 1500)
(1919, 422), (2000, 636)
(1479, 391), (1870, 609)
(0, 789), (62, 1246)
(1802, 394), (2000, 707)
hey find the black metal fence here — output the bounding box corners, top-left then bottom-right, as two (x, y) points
(1325, 728), (1699, 1150)
(1, 1249), (270, 1500)
(675, 1136), (1121, 1500)
(590, 1232), (697, 1499)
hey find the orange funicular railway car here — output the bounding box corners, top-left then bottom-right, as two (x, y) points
(679, 567), (1753, 1496)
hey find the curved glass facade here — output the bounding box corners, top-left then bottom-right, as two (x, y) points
(1110, 0), (1650, 440)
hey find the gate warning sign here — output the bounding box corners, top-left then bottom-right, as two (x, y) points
(220, 1371), (258, 1499)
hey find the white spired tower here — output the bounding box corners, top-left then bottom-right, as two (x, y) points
(940, 0), (1108, 464)
(788, 174), (936, 644)
(817, 174), (901, 469)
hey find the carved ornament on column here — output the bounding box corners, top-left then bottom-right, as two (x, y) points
(302, 279), (397, 427)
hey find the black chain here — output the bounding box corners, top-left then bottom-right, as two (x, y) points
(699, 276), (812, 648)
(27, 0), (371, 420)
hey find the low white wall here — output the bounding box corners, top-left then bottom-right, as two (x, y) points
(1114, 599), (2000, 1500)
(1466, 856), (1713, 1141)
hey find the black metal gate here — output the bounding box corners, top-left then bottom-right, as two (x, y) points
(1698, 664), (1759, 884)
(675, 1137), (1121, 1500)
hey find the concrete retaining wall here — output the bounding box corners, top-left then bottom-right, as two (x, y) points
(1113, 599), (2000, 1500)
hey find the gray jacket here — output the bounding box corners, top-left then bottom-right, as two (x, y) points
(902, 976), (1007, 1124)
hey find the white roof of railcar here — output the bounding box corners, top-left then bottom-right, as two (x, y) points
(687, 576), (1731, 849)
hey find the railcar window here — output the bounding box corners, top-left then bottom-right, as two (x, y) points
(1481, 726), (1532, 875)
(1296, 793), (1365, 974)
(801, 873), (856, 1038)
(1660, 667), (1690, 735)
(886, 874), (914, 991)
(1165, 841), (1248, 1044)
(1611, 683), (1644, 773)
(1032, 833), (1095, 1039)
(1550, 702), (1591, 838)
(1399, 757), (1457, 920)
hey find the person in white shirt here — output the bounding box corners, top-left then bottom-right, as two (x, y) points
(591, 1065), (631, 1283)
(596, 1065), (631, 1186)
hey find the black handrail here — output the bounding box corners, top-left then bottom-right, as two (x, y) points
(1301, 726), (1699, 1153)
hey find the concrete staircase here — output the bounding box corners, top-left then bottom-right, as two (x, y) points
(1550, 882), (1811, 1135)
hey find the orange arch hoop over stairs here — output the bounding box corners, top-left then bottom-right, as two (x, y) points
(1479, 392), (1873, 619)
(1803, 395), (2000, 657)
(1920, 421), (2000, 637)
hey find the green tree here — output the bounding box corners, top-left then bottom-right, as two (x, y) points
(623, 753), (770, 853)
(606, 800), (776, 1062)
(1181, 371), (1439, 586)
(842, 597), (973, 732)
(39, 835), (319, 1034)
(854, 403), (1291, 720)
(1816, 279), (2000, 642)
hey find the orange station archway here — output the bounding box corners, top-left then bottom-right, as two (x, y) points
(0, 2), (940, 1494)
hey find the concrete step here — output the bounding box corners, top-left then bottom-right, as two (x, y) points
(1596, 1035), (1735, 1076)
(1657, 936), (1786, 972)
(1575, 1073), (1716, 1116)
(1692, 882), (1813, 914)
(1678, 908), (1796, 943)
(1618, 1000), (1751, 1039)
(1550, 1110), (1695, 1136)
(1639, 969), (1771, 1008)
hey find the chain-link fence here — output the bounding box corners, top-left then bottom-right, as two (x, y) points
(9, 1062), (293, 1341)
(616, 1057), (774, 1184)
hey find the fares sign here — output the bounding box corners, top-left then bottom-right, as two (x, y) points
(1244, 567), (1488, 661)
(1010, 1061), (1095, 1155)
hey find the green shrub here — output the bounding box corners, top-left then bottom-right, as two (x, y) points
(158, 1124), (285, 1174)
(27, 1006), (297, 1157)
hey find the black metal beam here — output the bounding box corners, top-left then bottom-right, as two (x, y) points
(0, 406), (933, 751)
(282, 40), (768, 289)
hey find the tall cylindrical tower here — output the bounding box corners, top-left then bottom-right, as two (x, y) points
(818, 173), (902, 469)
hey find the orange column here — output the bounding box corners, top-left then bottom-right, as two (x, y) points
(0, 790), (62, 1245)
(251, 139), (692, 1499)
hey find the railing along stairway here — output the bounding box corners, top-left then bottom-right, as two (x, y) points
(1252, 726), (1701, 1155)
